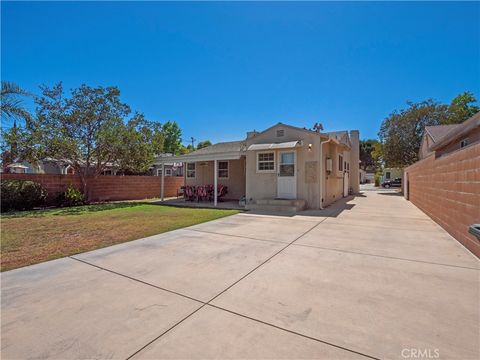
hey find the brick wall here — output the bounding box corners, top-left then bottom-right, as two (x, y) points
(0, 174), (184, 202)
(405, 143), (480, 258)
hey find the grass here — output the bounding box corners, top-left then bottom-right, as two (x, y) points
(0, 203), (239, 272)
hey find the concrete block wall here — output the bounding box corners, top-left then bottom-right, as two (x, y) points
(405, 143), (480, 258)
(1, 174), (184, 203)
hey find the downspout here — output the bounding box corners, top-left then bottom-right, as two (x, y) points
(319, 138), (331, 210)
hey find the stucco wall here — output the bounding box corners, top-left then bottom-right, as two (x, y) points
(185, 158), (246, 200)
(244, 124), (357, 209)
(245, 125), (322, 209)
(404, 143), (480, 258)
(322, 142), (346, 206)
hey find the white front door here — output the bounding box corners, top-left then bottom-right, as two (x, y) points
(277, 151), (296, 199)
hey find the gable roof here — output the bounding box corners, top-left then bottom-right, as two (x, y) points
(154, 140), (245, 163)
(430, 112), (480, 151)
(425, 124), (461, 143)
(251, 122), (329, 140)
(186, 140), (245, 156)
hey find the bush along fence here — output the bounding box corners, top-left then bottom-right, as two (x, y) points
(0, 174), (184, 205)
(404, 143), (480, 258)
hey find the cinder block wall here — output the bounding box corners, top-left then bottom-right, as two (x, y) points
(1, 174), (184, 203)
(405, 144), (480, 258)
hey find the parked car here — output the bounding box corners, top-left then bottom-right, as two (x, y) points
(382, 177), (402, 188)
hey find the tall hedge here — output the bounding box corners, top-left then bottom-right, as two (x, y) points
(1, 180), (48, 212)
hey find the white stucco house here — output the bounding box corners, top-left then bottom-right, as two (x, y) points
(155, 123), (360, 211)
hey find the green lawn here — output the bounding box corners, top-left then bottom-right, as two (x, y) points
(0, 203), (238, 272)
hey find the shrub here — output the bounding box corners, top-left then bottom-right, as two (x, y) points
(374, 174), (381, 187)
(56, 185), (85, 207)
(1, 180), (48, 212)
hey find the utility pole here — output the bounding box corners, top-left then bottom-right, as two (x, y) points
(190, 137), (196, 148)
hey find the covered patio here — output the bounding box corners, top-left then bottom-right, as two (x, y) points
(154, 141), (247, 207)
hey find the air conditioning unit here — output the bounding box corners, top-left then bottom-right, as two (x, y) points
(326, 158), (333, 172)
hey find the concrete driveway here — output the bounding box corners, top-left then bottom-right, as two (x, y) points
(2, 190), (479, 360)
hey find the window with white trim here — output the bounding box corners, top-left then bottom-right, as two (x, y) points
(257, 152), (275, 172)
(218, 161), (229, 179)
(156, 168), (162, 176)
(187, 163), (196, 178)
(338, 154), (344, 172)
(165, 168), (172, 176)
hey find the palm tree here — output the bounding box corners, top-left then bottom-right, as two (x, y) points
(1, 81), (31, 123)
(1, 82), (32, 164)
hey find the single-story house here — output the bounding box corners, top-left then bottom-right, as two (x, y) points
(428, 112), (480, 157)
(381, 168), (403, 183)
(3, 158), (118, 175)
(419, 124), (461, 160)
(150, 154), (183, 177)
(154, 123), (359, 211)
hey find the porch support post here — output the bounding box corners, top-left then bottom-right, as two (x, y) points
(161, 163), (165, 201)
(214, 159), (218, 207)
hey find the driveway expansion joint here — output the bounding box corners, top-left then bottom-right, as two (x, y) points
(69, 256), (204, 304)
(121, 215), (382, 360)
(291, 243), (480, 271)
(185, 228), (290, 245)
(206, 304), (380, 360)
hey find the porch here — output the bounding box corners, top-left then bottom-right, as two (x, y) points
(155, 141), (246, 207)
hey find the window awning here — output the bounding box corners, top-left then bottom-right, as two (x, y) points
(247, 140), (302, 151)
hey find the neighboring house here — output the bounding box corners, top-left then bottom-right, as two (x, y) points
(360, 169), (375, 184)
(4, 158), (74, 174)
(428, 112), (480, 157)
(154, 122), (360, 210)
(382, 167), (403, 183)
(419, 124), (461, 160)
(404, 112), (480, 258)
(3, 158), (117, 175)
(151, 154), (184, 177)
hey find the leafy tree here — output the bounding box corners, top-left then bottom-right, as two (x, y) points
(162, 121), (182, 154)
(196, 140), (212, 149)
(371, 142), (384, 173)
(379, 99), (447, 167)
(116, 113), (164, 174)
(3, 83), (164, 201)
(445, 91), (480, 125)
(359, 139), (380, 171)
(178, 144), (195, 154)
(378, 92), (478, 167)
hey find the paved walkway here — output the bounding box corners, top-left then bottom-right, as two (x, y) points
(2, 190), (479, 359)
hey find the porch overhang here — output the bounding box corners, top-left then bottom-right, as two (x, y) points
(247, 140), (303, 151)
(154, 151), (244, 164)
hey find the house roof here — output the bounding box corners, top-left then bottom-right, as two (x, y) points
(430, 112), (480, 151)
(186, 141), (245, 156)
(154, 123), (356, 164)
(425, 124), (461, 143)
(154, 140), (245, 164)
(252, 122), (329, 140)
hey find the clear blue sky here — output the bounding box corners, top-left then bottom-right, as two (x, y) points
(2, 1), (479, 143)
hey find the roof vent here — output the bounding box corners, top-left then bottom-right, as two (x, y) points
(276, 129), (285, 137)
